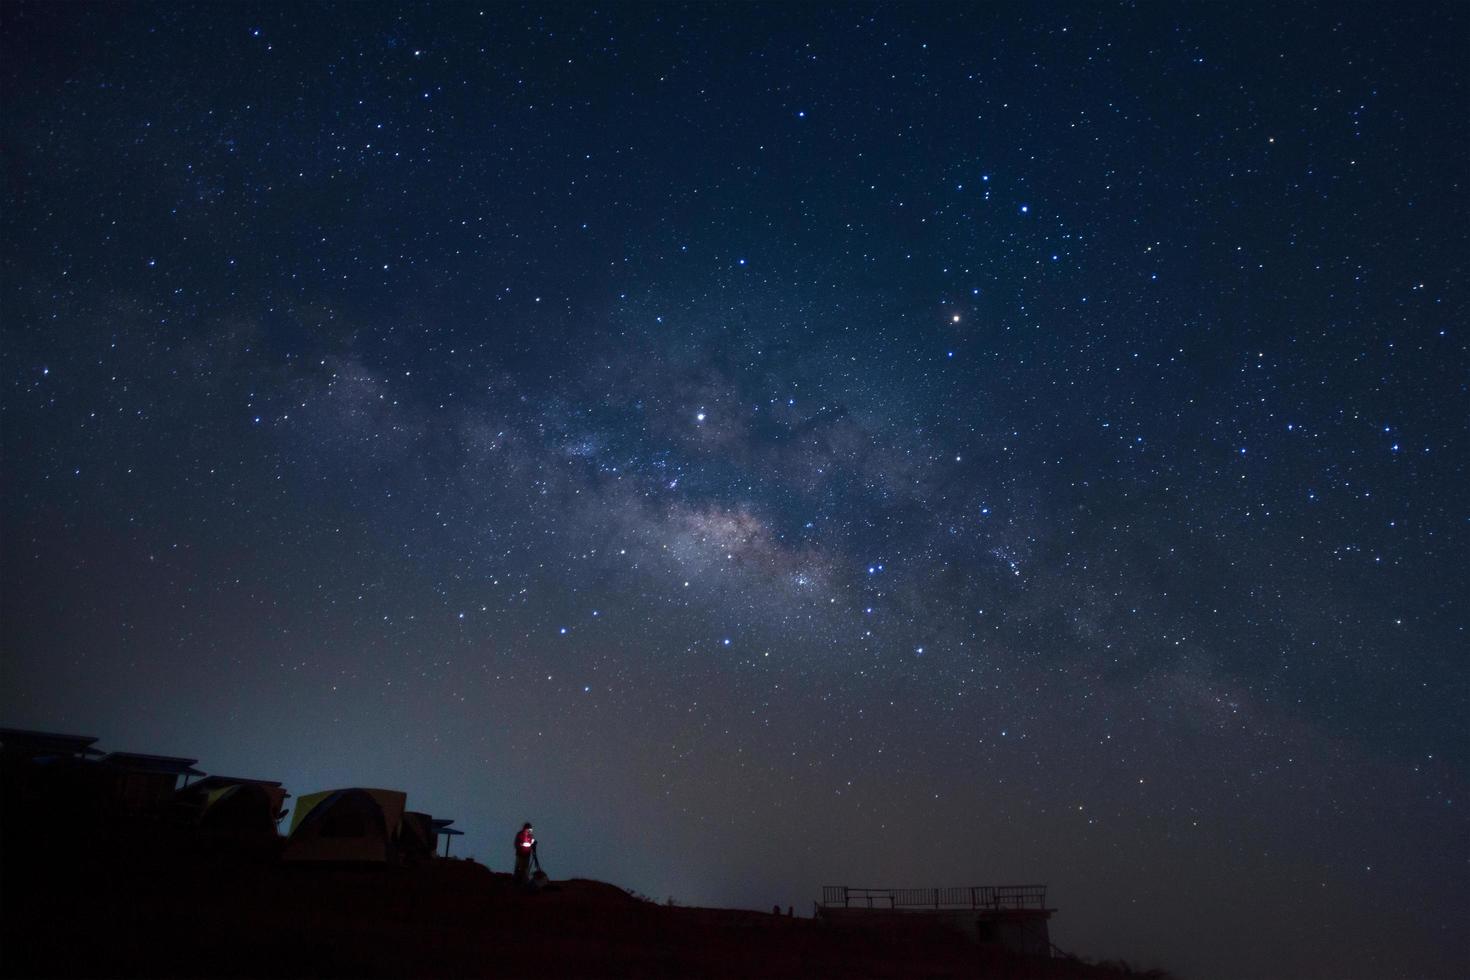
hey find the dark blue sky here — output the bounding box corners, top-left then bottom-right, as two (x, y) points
(3, 4), (1466, 977)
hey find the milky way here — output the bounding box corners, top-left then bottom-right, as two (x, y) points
(3, 5), (1466, 978)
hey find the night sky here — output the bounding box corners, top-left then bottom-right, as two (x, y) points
(3, 4), (1467, 977)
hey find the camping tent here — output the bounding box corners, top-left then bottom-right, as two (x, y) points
(282, 788), (407, 863)
(176, 776), (289, 838)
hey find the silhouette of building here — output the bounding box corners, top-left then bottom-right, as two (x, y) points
(815, 885), (1054, 958)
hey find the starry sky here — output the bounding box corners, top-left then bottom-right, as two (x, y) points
(3, 4), (1467, 977)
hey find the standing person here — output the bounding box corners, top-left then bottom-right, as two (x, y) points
(513, 822), (537, 884)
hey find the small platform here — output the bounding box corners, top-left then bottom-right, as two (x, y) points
(815, 885), (1055, 958)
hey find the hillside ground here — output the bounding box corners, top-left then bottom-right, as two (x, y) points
(1, 832), (1166, 979)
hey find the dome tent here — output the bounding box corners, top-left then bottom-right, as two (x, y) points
(282, 788), (407, 864)
(176, 775), (288, 838)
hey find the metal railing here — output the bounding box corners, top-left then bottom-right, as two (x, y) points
(820, 885), (1048, 911)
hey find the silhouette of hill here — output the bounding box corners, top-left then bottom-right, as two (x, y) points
(2, 834), (1172, 979)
